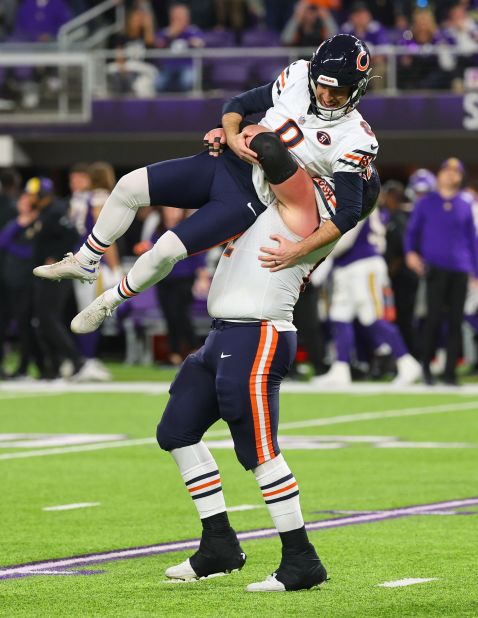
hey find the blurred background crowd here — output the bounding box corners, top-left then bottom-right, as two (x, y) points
(1, 0), (478, 108)
(1, 155), (478, 386)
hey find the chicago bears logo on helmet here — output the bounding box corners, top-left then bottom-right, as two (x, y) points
(316, 131), (331, 146)
(356, 50), (370, 72)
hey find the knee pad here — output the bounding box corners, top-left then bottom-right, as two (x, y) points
(114, 167), (150, 211)
(249, 132), (298, 185)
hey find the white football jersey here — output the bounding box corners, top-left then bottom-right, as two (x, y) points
(252, 59), (378, 207)
(207, 202), (338, 330)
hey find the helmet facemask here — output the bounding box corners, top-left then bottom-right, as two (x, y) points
(308, 68), (370, 121)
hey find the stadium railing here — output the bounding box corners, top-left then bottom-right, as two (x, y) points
(58, 0), (126, 50)
(0, 45), (476, 123)
(0, 51), (93, 123)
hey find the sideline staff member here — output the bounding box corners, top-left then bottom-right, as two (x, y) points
(405, 158), (478, 385)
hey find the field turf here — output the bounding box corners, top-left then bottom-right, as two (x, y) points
(1, 376), (478, 617)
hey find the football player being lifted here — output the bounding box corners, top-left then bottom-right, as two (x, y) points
(32, 34), (379, 336)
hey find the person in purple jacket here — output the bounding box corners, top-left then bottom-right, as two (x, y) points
(155, 3), (204, 93)
(340, 2), (390, 47)
(397, 7), (455, 90)
(12, 0), (72, 41)
(405, 158), (478, 385)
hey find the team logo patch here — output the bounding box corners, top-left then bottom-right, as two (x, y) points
(357, 51), (370, 72)
(316, 131), (331, 146)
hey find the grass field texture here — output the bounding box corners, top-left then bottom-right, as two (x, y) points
(1, 380), (478, 617)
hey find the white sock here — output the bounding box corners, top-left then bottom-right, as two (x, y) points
(171, 442), (226, 520)
(77, 167), (150, 264)
(104, 230), (187, 307)
(254, 453), (304, 533)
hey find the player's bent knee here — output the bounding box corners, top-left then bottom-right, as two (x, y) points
(150, 230), (187, 267)
(156, 420), (189, 451)
(114, 167), (150, 211)
(249, 132), (298, 185)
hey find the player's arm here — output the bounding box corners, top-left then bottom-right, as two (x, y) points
(221, 82), (274, 164)
(259, 173), (363, 270)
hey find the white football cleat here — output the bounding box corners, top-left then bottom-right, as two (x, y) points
(71, 292), (113, 334)
(165, 559), (199, 581)
(393, 354), (422, 386)
(311, 361), (352, 387)
(246, 574), (286, 592)
(69, 359), (112, 382)
(33, 252), (99, 283)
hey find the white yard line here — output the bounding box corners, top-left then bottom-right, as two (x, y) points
(3, 380), (478, 395)
(1, 400), (478, 461)
(0, 438), (155, 461)
(43, 503), (100, 512)
(378, 578), (439, 588)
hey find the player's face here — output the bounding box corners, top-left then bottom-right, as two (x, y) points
(438, 167), (462, 192)
(315, 85), (351, 110)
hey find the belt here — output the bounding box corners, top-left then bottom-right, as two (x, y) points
(211, 319), (262, 330)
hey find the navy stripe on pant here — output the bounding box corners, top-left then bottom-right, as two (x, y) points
(146, 150), (266, 255)
(156, 320), (296, 470)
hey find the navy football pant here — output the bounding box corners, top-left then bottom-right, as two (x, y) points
(146, 151), (266, 255)
(156, 320), (297, 470)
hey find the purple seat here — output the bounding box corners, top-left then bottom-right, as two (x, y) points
(116, 286), (162, 327)
(241, 28), (282, 47)
(202, 29), (236, 48)
(204, 57), (255, 91)
(252, 56), (289, 85)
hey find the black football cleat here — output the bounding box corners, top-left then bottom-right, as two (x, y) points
(247, 543), (327, 592)
(165, 528), (246, 580)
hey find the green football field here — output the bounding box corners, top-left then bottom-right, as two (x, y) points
(1, 377), (478, 617)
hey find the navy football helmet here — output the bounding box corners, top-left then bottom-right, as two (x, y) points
(308, 34), (372, 121)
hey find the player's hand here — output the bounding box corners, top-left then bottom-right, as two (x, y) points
(405, 251), (425, 277)
(259, 234), (305, 271)
(203, 128), (226, 157)
(241, 124), (270, 149)
(228, 132), (258, 165)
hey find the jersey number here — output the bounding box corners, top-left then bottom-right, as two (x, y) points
(274, 119), (304, 149)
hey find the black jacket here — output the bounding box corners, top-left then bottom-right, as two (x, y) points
(32, 200), (79, 266)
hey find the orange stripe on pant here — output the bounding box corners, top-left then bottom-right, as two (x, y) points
(249, 322), (278, 466)
(187, 478), (220, 493)
(260, 325), (278, 461)
(249, 323), (268, 465)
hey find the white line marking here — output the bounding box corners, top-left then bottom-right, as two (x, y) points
(0, 438), (155, 461)
(42, 503), (100, 512)
(226, 505), (265, 512)
(1, 400), (477, 461)
(378, 578), (438, 588)
(0, 434), (125, 448)
(3, 380), (478, 395)
(1, 499), (476, 579)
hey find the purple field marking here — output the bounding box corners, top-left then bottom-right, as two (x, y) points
(1, 497), (477, 581)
